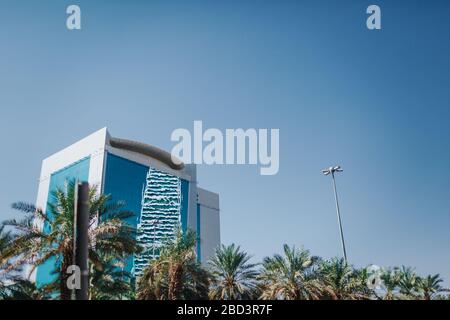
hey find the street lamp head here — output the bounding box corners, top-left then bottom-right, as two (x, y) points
(322, 165), (343, 175)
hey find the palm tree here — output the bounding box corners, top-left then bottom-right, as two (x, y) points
(259, 244), (322, 300)
(208, 244), (259, 300)
(1, 278), (53, 300)
(136, 228), (210, 300)
(89, 254), (135, 300)
(318, 258), (363, 300)
(352, 267), (376, 299)
(416, 274), (449, 300)
(397, 266), (421, 299)
(1, 180), (140, 300)
(2, 224), (51, 300)
(379, 268), (401, 300)
(1, 225), (15, 298)
(0, 225), (12, 257)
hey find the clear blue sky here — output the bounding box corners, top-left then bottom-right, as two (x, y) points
(1, 0), (449, 284)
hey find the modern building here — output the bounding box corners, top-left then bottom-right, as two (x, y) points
(34, 128), (220, 285)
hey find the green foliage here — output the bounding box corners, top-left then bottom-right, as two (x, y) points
(1, 180), (140, 300)
(89, 254), (135, 300)
(2, 190), (448, 300)
(208, 244), (259, 300)
(259, 245), (322, 300)
(136, 228), (210, 300)
(318, 258), (371, 300)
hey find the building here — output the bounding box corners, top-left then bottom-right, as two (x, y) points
(34, 128), (220, 285)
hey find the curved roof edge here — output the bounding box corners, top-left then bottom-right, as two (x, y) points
(108, 137), (185, 171)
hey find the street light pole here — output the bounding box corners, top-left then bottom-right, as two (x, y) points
(323, 166), (348, 263)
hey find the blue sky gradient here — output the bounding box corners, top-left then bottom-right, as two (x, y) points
(0, 0), (449, 284)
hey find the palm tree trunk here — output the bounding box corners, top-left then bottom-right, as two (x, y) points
(168, 264), (183, 300)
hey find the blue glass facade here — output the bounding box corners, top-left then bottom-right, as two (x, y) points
(102, 153), (149, 274)
(103, 153), (190, 277)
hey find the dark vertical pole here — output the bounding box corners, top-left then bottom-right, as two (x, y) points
(75, 182), (90, 300)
